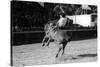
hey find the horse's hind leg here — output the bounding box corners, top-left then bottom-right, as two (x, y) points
(62, 41), (68, 56)
(56, 44), (63, 58)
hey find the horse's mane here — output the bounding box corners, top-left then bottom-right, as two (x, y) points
(45, 19), (58, 26)
(44, 19), (59, 32)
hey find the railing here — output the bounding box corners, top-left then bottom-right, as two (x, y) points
(12, 28), (97, 45)
(12, 28), (97, 34)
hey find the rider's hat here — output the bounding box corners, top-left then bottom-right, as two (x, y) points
(60, 13), (66, 17)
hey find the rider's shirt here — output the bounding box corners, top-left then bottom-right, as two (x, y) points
(57, 17), (67, 27)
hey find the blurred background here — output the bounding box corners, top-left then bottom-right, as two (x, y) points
(11, 1), (97, 45)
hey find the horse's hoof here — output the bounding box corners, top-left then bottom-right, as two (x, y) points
(42, 45), (44, 47)
(42, 44), (45, 47)
(46, 44), (49, 46)
(56, 55), (58, 58)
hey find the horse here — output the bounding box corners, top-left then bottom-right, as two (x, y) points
(42, 20), (58, 46)
(42, 20), (72, 58)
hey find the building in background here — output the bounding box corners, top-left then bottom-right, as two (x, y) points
(66, 5), (97, 27)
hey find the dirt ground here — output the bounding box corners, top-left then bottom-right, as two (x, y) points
(12, 39), (97, 66)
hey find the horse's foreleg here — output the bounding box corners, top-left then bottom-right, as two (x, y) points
(46, 37), (51, 46)
(42, 35), (47, 47)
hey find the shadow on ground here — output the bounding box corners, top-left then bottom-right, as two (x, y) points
(78, 54), (97, 58)
(58, 53), (97, 61)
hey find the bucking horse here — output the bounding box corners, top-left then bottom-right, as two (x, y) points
(42, 20), (72, 58)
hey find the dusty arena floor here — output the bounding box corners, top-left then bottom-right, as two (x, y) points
(12, 39), (97, 66)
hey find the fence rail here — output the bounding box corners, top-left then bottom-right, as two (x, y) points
(12, 29), (97, 34)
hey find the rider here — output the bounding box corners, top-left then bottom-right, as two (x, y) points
(45, 12), (68, 35)
(57, 13), (68, 29)
(46, 13), (67, 32)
